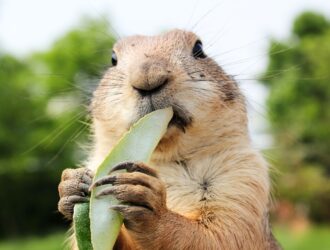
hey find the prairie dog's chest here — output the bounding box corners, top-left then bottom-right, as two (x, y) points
(152, 159), (218, 215)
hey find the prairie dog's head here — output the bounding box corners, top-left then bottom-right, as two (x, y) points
(91, 29), (248, 161)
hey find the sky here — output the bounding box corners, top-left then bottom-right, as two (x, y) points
(0, 0), (329, 148)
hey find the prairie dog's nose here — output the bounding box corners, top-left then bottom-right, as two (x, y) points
(130, 60), (170, 96)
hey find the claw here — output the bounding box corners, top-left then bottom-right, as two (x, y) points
(96, 186), (116, 198)
(58, 195), (89, 220)
(90, 176), (117, 191)
(85, 168), (94, 178)
(109, 204), (130, 213)
(109, 204), (153, 230)
(110, 162), (158, 177)
(78, 183), (91, 195)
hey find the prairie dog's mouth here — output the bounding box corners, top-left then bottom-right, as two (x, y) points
(169, 109), (192, 132)
(135, 99), (192, 132)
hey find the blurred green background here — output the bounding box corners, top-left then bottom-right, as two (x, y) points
(0, 10), (330, 250)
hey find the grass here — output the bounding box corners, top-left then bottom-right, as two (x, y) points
(0, 226), (329, 250)
(0, 232), (67, 250)
(274, 225), (330, 250)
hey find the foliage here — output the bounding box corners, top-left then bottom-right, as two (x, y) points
(261, 12), (330, 221)
(293, 12), (329, 38)
(0, 17), (115, 237)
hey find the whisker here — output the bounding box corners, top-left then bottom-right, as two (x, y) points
(23, 111), (86, 155)
(190, 2), (224, 32)
(46, 122), (88, 165)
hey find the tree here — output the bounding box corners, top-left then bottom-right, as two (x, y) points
(0, 17), (116, 237)
(261, 12), (330, 222)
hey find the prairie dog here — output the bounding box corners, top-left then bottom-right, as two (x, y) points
(58, 29), (280, 250)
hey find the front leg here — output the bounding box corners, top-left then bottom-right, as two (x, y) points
(91, 162), (219, 250)
(58, 167), (93, 220)
(92, 162), (167, 233)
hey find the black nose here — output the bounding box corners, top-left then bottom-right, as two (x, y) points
(133, 77), (169, 97)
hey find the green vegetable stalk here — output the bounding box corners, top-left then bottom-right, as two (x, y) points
(74, 203), (93, 250)
(73, 107), (173, 250)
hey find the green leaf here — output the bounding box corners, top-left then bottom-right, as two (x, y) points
(73, 203), (93, 250)
(89, 107), (173, 250)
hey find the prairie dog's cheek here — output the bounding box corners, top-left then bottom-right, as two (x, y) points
(117, 94), (139, 125)
(175, 81), (217, 118)
(92, 84), (139, 127)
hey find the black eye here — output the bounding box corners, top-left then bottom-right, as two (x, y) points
(192, 40), (207, 59)
(111, 51), (118, 66)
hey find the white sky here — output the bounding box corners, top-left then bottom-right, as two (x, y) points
(1, 0), (329, 149)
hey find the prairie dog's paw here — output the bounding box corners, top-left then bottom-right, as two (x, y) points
(92, 162), (167, 232)
(58, 167), (93, 220)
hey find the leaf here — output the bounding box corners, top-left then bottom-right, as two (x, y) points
(73, 203), (93, 250)
(89, 107), (173, 250)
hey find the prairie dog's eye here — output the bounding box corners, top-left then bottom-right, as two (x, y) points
(111, 51), (118, 66)
(192, 40), (207, 59)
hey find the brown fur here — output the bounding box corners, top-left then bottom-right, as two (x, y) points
(60, 29), (280, 249)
